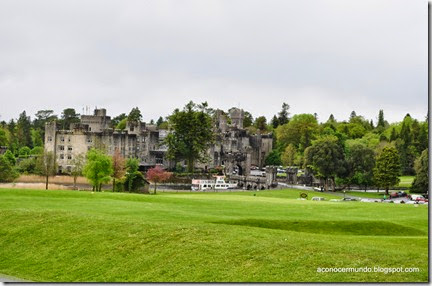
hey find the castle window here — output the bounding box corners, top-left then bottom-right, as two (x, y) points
(59, 154), (64, 159)
(68, 146), (73, 151)
(67, 154), (72, 160)
(68, 137), (71, 142)
(48, 136), (52, 142)
(66, 166), (71, 173)
(59, 145), (64, 151)
(87, 137), (92, 143)
(60, 136), (65, 142)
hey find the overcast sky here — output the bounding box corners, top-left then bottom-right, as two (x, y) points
(0, 0), (428, 124)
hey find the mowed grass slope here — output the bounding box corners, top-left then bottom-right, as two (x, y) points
(0, 188), (428, 282)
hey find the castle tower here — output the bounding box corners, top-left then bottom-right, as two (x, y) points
(44, 121), (57, 154)
(229, 108), (244, 129)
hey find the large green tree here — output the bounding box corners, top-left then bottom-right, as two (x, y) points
(304, 136), (346, 191)
(276, 113), (319, 153)
(127, 107), (143, 122)
(83, 149), (113, 192)
(165, 101), (214, 173)
(411, 148), (428, 194)
(373, 146), (401, 195)
(345, 142), (375, 190)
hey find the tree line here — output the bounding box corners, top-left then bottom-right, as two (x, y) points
(0, 103), (428, 194)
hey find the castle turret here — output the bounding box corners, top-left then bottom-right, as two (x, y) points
(229, 108), (244, 129)
(44, 121), (57, 154)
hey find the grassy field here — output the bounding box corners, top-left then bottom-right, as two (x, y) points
(398, 176), (415, 188)
(0, 188), (428, 282)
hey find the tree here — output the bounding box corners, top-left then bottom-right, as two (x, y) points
(116, 118), (127, 130)
(112, 150), (126, 192)
(411, 148), (428, 193)
(35, 151), (57, 190)
(112, 113), (127, 128)
(373, 146), (401, 195)
(33, 110), (57, 139)
(16, 111), (33, 149)
(0, 155), (19, 182)
(276, 114), (319, 153)
(7, 119), (19, 154)
(165, 101), (214, 173)
(345, 142), (375, 190)
(281, 144), (297, 166)
(254, 116), (268, 132)
(83, 149), (113, 192)
(304, 136), (346, 191)
(30, 146), (44, 156)
(127, 107), (142, 122)
(124, 158), (146, 192)
(156, 116), (164, 127)
(264, 150), (282, 166)
(18, 146), (31, 158)
(146, 165), (172, 194)
(3, 150), (16, 165)
(243, 111), (253, 128)
(0, 128), (8, 146)
(278, 103), (290, 125)
(70, 153), (85, 190)
(31, 129), (44, 147)
(60, 108), (80, 130)
(270, 115), (280, 129)
(389, 127), (398, 141)
(376, 109), (386, 131)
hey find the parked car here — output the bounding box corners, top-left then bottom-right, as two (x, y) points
(409, 194), (428, 202)
(397, 191), (407, 197)
(390, 192), (399, 198)
(382, 199), (394, 203)
(311, 197), (326, 201)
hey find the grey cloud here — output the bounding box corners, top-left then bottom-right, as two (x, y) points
(0, 0), (427, 123)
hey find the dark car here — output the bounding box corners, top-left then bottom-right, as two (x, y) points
(397, 191), (407, 197)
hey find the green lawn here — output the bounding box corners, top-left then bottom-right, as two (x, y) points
(0, 188), (428, 282)
(398, 176), (415, 188)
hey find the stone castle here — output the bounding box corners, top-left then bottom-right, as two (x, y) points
(45, 108), (273, 175)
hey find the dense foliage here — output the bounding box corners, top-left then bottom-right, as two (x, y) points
(164, 101), (214, 173)
(83, 148), (113, 192)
